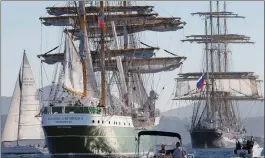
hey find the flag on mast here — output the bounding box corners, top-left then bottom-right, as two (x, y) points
(196, 73), (205, 89)
(98, 12), (106, 31)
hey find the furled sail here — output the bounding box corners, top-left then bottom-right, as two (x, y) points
(46, 6), (154, 16)
(66, 21), (185, 39)
(2, 52), (43, 142)
(93, 57), (186, 73)
(39, 56), (185, 73)
(37, 47), (159, 65)
(40, 13), (158, 27)
(63, 33), (84, 95)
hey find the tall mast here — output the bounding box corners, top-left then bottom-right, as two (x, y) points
(123, 0), (130, 107)
(209, 1), (215, 123)
(205, 19), (210, 120)
(17, 50), (25, 146)
(217, 1), (221, 72)
(123, 1), (128, 49)
(79, 0), (88, 97)
(100, 1), (106, 107)
(223, 1), (228, 72)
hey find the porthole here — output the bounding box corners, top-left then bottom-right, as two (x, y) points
(119, 122), (121, 125)
(129, 123), (130, 126)
(92, 120), (95, 123)
(124, 123), (125, 125)
(102, 120), (104, 124)
(98, 120), (100, 123)
(109, 121), (110, 124)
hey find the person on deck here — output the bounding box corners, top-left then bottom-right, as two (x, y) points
(172, 142), (185, 158)
(236, 141), (241, 150)
(159, 144), (166, 154)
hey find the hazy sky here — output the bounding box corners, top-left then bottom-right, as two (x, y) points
(1, 1), (264, 112)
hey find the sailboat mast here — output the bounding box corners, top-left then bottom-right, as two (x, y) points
(209, 1), (215, 122)
(79, 0), (88, 97)
(100, 1), (106, 107)
(17, 50), (25, 146)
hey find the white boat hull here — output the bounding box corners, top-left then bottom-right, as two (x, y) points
(2, 146), (43, 155)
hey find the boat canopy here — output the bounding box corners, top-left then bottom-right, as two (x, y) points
(138, 130), (182, 140)
(137, 130), (183, 156)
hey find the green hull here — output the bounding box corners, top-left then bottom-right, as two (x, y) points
(42, 114), (160, 157)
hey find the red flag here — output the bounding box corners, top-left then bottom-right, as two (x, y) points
(231, 136), (236, 140)
(98, 12), (106, 31)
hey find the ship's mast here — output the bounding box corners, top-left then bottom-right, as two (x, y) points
(100, 1), (106, 108)
(223, 1), (228, 72)
(79, 0), (88, 98)
(205, 18), (210, 120)
(17, 50), (26, 146)
(123, 1), (128, 49)
(209, 1), (216, 125)
(123, 0), (130, 107)
(217, 1), (221, 72)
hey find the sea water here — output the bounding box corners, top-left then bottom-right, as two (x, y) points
(1, 148), (264, 158)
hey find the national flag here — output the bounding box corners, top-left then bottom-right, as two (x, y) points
(231, 136), (236, 140)
(98, 12), (106, 31)
(196, 73), (205, 89)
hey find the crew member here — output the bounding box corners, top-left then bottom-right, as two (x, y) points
(159, 144), (166, 154)
(172, 142), (185, 158)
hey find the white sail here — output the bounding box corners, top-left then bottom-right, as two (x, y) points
(130, 73), (148, 106)
(175, 78), (263, 99)
(2, 74), (21, 142)
(2, 52), (43, 142)
(63, 33), (84, 95)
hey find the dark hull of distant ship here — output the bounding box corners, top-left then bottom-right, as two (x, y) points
(190, 128), (235, 148)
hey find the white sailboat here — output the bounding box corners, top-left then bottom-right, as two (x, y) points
(1, 51), (45, 154)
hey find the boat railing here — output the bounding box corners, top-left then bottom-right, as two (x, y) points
(41, 106), (132, 116)
(42, 106), (103, 115)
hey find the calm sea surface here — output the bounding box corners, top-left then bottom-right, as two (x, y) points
(2, 148), (264, 158)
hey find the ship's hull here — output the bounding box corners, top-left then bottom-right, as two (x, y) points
(42, 114), (160, 158)
(190, 128), (236, 148)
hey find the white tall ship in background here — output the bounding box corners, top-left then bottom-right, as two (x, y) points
(173, 1), (264, 149)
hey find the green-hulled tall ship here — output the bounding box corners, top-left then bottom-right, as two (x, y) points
(37, 1), (186, 157)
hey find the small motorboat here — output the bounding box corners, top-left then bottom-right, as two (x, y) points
(136, 130), (194, 158)
(233, 136), (263, 158)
